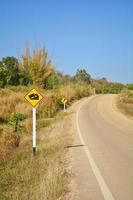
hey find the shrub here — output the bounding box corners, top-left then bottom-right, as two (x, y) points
(74, 84), (92, 99)
(45, 73), (60, 89)
(119, 90), (133, 104)
(9, 113), (26, 132)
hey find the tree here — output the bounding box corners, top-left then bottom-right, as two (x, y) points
(19, 70), (31, 86)
(0, 62), (7, 87)
(2, 56), (19, 85)
(45, 73), (60, 89)
(101, 77), (108, 82)
(19, 44), (53, 86)
(73, 69), (91, 84)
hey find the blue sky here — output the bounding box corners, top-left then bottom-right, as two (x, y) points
(0, 0), (133, 83)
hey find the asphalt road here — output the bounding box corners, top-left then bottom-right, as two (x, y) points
(71, 94), (133, 200)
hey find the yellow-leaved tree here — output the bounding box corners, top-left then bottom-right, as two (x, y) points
(19, 43), (53, 86)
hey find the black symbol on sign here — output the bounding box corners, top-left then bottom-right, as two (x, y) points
(29, 93), (39, 100)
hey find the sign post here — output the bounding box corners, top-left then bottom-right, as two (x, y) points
(61, 98), (68, 112)
(93, 88), (96, 95)
(64, 102), (66, 112)
(32, 107), (36, 155)
(24, 88), (43, 155)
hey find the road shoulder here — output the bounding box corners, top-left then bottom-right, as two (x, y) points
(66, 96), (104, 200)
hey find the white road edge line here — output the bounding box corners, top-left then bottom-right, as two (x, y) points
(76, 99), (115, 200)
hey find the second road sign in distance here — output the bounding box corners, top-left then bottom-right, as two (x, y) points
(24, 88), (43, 107)
(61, 98), (67, 104)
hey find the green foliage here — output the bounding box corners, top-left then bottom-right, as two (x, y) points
(91, 80), (103, 93)
(91, 79), (124, 94)
(19, 71), (31, 86)
(0, 62), (7, 88)
(0, 45), (54, 88)
(9, 113), (26, 132)
(2, 56), (19, 86)
(73, 69), (91, 84)
(45, 73), (60, 89)
(101, 77), (108, 82)
(126, 83), (133, 90)
(102, 88), (121, 94)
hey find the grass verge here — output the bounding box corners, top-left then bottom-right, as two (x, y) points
(0, 84), (92, 199)
(117, 90), (133, 118)
(0, 112), (72, 200)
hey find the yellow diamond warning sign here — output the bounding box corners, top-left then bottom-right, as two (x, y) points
(61, 98), (67, 104)
(24, 88), (43, 107)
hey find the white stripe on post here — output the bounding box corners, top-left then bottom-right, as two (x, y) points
(64, 103), (66, 112)
(32, 107), (36, 155)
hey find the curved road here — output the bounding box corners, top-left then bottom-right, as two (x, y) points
(71, 94), (133, 200)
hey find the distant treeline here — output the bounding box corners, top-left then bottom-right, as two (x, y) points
(0, 45), (92, 89)
(91, 78), (125, 94)
(0, 44), (132, 93)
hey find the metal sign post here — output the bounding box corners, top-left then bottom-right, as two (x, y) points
(32, 107), (36, 155)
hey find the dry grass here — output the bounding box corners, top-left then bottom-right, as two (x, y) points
(117, 90), (133, 117)
(0, 84), (92, 158)
(0, 112), (72, 200)
(0, 84), (92, 199)
(0, 90), (25, 122)
(117, 102), (133, 117)
(0, 127), (20, 161)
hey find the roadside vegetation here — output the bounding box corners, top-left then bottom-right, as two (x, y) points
(117, 88), (133, 118)
(91, 78), (125, 94)
(0, 84), (93, 200)
(0, 44), (94, 200)
(0, 109), (72, 200)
